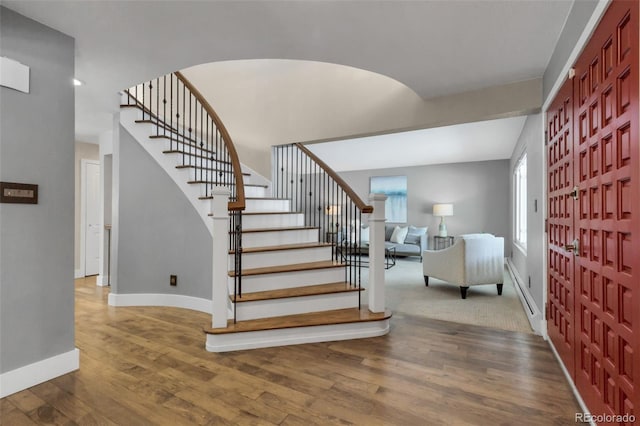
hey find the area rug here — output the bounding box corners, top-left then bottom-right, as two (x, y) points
(363, 259), (533, 334)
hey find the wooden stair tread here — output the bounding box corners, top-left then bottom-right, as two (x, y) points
(176, 164), (250, 176)
(192, 181), (267, 188)
(245, 197), (288, 200)
(242, 211), (301, 216)
(229, 242), (332, 254)
(205, 308), (392, 334)
(150, 134), (216, 155)
(239, 225), (318, 233)
(228, 260), (344, 277)
(233, 282), (362, 303)
(162, 149), (231, 164)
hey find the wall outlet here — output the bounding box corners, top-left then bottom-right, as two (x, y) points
(170, 275), (177, 286)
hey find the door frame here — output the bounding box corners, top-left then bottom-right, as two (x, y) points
(80, 159), (101, 277)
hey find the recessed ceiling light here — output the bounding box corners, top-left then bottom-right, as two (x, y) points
(73, 78), (83, 86)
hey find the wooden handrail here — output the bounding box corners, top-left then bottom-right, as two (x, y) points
(295, 143), (373, 214)
(174, 71), (245, 211)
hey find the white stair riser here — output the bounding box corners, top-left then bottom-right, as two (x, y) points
(242, 213), (304, 230)
(186, 167), (247, 184)
(245, 199), (291, 212)
(229, 267), (344, 292)
(235, 292), (359, 321)
(206, 319), (390, 352)
(244, 186), (269, 198)
(231, 246), (333, 269)
(242, 229), (318, 248)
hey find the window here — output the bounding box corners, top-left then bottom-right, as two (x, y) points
(514, 153), (527, 249)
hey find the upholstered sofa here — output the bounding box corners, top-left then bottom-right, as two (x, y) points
(422, 233), (504, 299)
(354, 224), (428, 260)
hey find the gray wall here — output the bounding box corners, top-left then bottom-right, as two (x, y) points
(116, 126), (212, 299)
(509, 114), (544, 313)
(0, 8), (75, 373)
(543, 0), (599, 100)
(339, 160), (511, 254)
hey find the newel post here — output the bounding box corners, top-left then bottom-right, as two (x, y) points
(211, 187), (230, 328)
(368, 193), (387, 313)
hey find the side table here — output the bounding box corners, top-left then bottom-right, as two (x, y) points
(434, 235), (454, 250)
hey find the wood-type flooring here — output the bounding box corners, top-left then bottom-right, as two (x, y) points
(0, 277), (581, 425)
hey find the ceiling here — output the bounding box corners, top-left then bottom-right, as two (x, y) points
(3, 0), (574, 147)
(307, 115), (528, 172)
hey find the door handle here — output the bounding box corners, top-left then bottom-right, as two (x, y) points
(569, 186), (579, 200)
(564, 239), (579, 256)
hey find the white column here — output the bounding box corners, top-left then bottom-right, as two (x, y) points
(211, 187), (230, 328)
(368, 193), (387, 313)
(97, 130), (113, 287)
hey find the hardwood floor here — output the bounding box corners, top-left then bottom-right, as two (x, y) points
(1, 277), (581, 425)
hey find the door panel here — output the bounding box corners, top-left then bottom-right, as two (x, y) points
(547, 0), (639, 422)
(547, 79), (576, 375)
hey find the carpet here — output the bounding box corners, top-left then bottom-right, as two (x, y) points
(363, 258), (533, 334)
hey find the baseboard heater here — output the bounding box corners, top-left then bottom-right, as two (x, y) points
(505, 260), (534, 315)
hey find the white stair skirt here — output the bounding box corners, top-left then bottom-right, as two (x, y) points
(206, 319), (390, 352)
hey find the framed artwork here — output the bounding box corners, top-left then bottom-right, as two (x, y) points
(370, 175), (407, 223)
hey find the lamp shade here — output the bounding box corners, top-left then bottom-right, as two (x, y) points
(433, 203), (453, 217)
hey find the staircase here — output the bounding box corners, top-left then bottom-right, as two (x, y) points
(119, 72), (391, 352)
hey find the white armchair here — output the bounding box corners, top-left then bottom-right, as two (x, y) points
(422, 234), (505, 299)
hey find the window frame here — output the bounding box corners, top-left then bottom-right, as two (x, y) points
(514, 152), (527, 252)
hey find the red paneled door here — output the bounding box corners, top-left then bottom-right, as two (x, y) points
(547, 78), (576, 376)
(547, 0), (639, 423)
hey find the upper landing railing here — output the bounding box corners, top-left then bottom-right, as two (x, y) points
(123, 71), (245, 211)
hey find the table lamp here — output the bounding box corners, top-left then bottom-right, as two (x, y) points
(433, 203), (453, 237)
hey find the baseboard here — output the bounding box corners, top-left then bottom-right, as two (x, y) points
(505, 259), (543, 335)
(0, 348), (80, 398)
(108, 292), (212, 314)
(547, 339), (595, 426)
(74, 269), (83, 279)
(96, 275), (110, 287)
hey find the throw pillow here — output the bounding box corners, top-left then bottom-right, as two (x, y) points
(405, 225), (427, 245)
(361, 226), (370, 244)
(390, 226), (408, 244)
(384, 225), (395, 241)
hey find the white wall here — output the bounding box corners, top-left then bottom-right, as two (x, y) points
(509, 114), (544, 313)
(339, 160), (511, 254)
(182, 60), (541, 176)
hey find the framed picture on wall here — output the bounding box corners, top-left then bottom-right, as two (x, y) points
(370, 175), (407, 223)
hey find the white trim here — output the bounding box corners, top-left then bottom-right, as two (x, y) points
(505, 259), (542, 335)
(0, 349), (79, 398)
(206, 319), (390, 352)
(96, 275), (109, 287)
(74, 269), (83, 279)
(542, 0), (611, 110)
(108, 293), (212, 314)
(80, 159), (101, 277)
(547, 340), (595, 426)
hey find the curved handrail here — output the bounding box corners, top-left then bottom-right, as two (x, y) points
(174, 71), (245, 211)
(295, 143), (373, 214)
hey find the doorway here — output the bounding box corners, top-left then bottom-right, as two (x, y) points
(81, 159), (101, 276)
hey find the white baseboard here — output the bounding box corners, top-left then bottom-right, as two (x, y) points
(547, 339), (595, 426)
(0, 348), (80, 398)
(206, 319), (390, 352)
(74, 269), (83, 279)
(505, 259), (543, 335)
(96, 275), (109, 287)
(108, 292), (212, 314)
